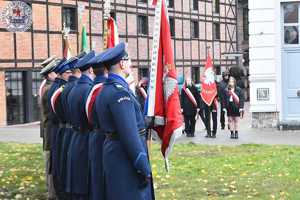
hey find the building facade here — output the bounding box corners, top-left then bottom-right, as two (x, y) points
(249, 0), (300, 129)
(237, 0), (249, 100)
(0, 0), (238, 125)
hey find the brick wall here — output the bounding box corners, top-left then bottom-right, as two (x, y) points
(0, 0), (239, 124)
(0, 0), (238, 71)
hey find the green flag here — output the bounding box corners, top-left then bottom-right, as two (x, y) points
(81, 25), (88, 52)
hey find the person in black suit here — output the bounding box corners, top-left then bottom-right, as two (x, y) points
(218, 71), (229, 130)
(180, 78), (201, 137)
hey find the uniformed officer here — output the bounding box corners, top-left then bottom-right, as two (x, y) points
(59, 53), (85, 197)
(49, 59), (73, 198)
(51, 55), (85, 199)
(67, 51), (96, 199)
(85, 52), (108, 200)
(94, 42), (155, 200)
(46, 58), (68, 193)
(39, 57), (60, 200)
(40, 56), (58, 143)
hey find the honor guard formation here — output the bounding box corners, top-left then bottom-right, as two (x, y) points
(39, 43), (155, 200)
(40, 44), (245, 200)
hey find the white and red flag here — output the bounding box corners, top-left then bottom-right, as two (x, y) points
(146, 0), (183, 171)
(200, 54), (217, 106)
(106, 17), (120, 49)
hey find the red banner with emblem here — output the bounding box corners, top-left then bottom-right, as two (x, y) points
(146, 0), (183, 171)
(200, 55), (217, 106)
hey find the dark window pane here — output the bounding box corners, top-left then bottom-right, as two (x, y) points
(214, 0), (220, 13)
(169, 17), (175, 37)
(243, 7), (249, 41)
(139, 68), (149, 79)
(138, 15), (148, 35)
(193, 0), (198, 10)
(213, 23), (220, 40)
(138, 0), (147, 3)
(191, 20), (199, 38)
(192, 67), (200, 83)
(62, 7), (77, 31)
(167, 0), (174, 8)
(32, 71), (42, 121)
(284, 26), (299, 44)
(215, 65), (221, 75)
(5, 71), (24, 125)
(284, 3), (299, 23)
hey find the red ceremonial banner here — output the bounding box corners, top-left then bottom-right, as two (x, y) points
(200, 55), (217, 106)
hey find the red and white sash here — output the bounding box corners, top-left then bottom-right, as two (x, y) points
(229, 89), (240, 105)
(139, 86), (147, 100)
(39, 79), (47, 100)
(50, 86), (63, 114)
(182, 85), (197, 107)
(85, 83), (104, 124)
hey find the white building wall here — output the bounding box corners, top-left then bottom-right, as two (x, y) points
(249, 0), (277, 113)
(249, 0), (300, 128)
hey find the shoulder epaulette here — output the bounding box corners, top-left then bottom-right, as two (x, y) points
(113, 83), (125, 91)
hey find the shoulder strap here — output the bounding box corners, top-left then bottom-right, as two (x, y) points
(50, 86), (64, 113)
(85, 83), (104, 124)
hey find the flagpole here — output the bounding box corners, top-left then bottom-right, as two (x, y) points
(62, 23), (71, 59)
(206, 46), (211, 57)
(103, 0), (111, 50)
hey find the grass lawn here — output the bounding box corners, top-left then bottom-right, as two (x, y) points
(0, 143), (300, 200)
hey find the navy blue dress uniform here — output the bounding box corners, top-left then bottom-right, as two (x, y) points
(66, 51), (96, 199)
(47, 59), (67, 183)
(49, 59), (73, 197)
(39, 57), (60, 200)
(84, 52), (108, 200)
(51, 56), (82, 196)
(94, 43), (155, 200)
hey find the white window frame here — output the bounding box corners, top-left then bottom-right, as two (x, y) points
(282, 2), (300, 47)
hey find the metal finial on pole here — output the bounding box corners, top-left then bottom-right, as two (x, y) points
(62, 22), (70, 39)
(206, 46), (211, 55)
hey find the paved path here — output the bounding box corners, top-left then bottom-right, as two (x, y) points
(178, 103), (300, 146)
(0, 122), (41, 144)
(0, 104), (300, 145)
